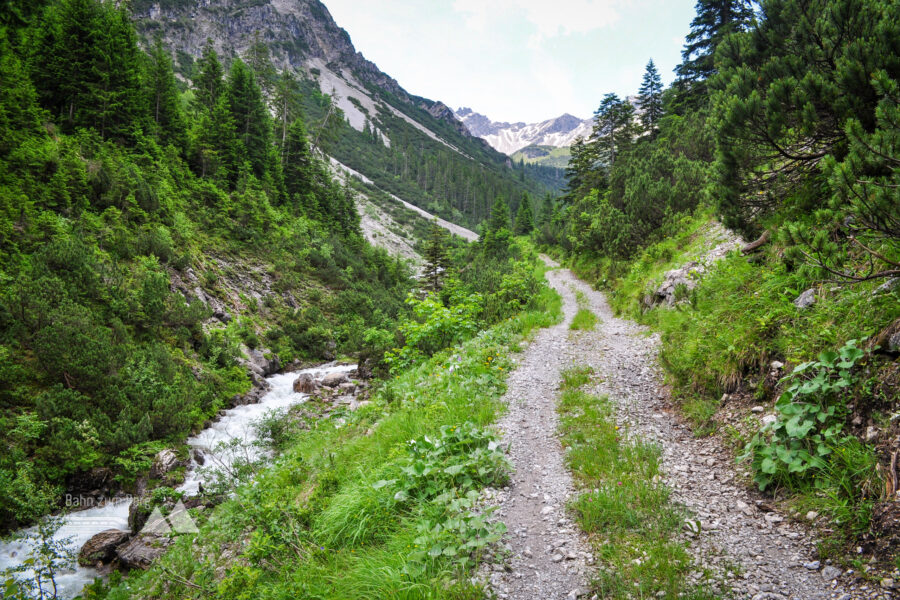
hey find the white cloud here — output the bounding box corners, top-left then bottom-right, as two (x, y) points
(529, 50), (578, 114)
(453, 0), (623, 38)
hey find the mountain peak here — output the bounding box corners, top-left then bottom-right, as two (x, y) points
(454, 109), (592, 155)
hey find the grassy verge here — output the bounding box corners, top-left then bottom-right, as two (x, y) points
(557, 366), (723, 599)
(85, 269), (562, 600)
(569, 290), (598, 331)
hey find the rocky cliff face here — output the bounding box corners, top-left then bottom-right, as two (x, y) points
(455, 108), (592, 155)
(133, 0), (470, 138)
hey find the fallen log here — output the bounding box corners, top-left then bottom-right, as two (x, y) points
(741, 230), (771, 255)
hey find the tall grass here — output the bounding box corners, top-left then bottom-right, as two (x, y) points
(90, 264), (562, 600)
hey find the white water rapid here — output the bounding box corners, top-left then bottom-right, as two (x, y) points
(0, 362), (355, 599)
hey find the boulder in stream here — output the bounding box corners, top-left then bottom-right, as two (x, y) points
(116, 533), (173, 570)
(321, 371), (350, 387)
(293, 373), (318, 394)
(78, 529), (131, 566)
(149, 449), (183, 480)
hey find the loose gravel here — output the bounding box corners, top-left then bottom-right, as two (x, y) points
(481, 260), (882, 600)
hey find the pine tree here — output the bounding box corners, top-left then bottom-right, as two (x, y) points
(423, 221), (450, 292)
(514, 194), (534, 235)
(193, 39), (224, 114)
(784, 71), (900, 282)
(712, 0), (896, 234)
(637, 59), (664, 137)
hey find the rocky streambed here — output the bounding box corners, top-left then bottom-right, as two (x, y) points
(0, 362), (361, 599)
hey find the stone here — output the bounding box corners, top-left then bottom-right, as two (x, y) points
(292, 373), (318, 394)
(761, 414), (777, 427)
(736, 500), (753, 516)
(115, 533), (174, 570)
(751, 405), (765, 413)
(770, 360), (784, 370)
(803, 561), (821, 570)
(806, 511), (819, 521)
(866, 425), (879, 442)
(149, 449), (182, 480)
(212, 309), (231, 323)
(881, 578), (896, 589)
(793, 288), (816, 309)
(248, 348), (280, 376)
(551, 553), (564, 563)
(653, 262), (700, 306)
(820, 565), (842, 581)
(78, 529), (131, 566)
(321, 372), (350, 387)
(873, 278), (899, 296)
(890, 331), (900, 354)
(128, 498), (154, 533)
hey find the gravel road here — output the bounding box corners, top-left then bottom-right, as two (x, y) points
(482, 260), (878, 600)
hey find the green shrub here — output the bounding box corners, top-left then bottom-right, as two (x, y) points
(742, 339), (875, 493)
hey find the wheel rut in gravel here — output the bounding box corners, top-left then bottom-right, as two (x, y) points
(485, 259), (863, 600)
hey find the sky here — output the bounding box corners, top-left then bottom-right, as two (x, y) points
(323, 0), (697, 124)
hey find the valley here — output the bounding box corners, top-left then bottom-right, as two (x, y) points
(0, 0), (898, 599)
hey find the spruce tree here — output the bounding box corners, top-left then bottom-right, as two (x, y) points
(225, 58), (272, 179)
(193, 39), (224, 114)
(145, 37), (187, 151)
(637, 59), (664, 137)
(591, 94), (636, 170)
(245, 33), (277, 98)
(514, 194), (534, 235)
(283, 117), (315, 210)
(677, 0), (754, 84)
(423, 221), (450, 292)
(191, 94), (239, 183)
(538, 194), (555, 227)
(487, 196), (511, 233)
(30, 0), (145, 140)
(273, 71), (303, 158)
(0, 34), (41, 158)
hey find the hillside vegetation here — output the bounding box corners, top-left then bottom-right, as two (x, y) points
(130, 0), (550, 231)
(541, 0), (900, 563)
